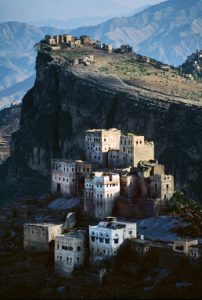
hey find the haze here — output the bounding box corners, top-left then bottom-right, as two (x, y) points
(0, 0), (167, 22)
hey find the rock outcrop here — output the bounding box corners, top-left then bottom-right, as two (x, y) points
(1, 49), (202, 205)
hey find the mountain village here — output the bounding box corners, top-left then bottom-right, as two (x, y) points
(23, 128), (202, 279)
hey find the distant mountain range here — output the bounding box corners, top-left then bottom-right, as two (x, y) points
(0, 22), (65, 110)
(71, 0), (202, 66)
(0, 0), (202, 110)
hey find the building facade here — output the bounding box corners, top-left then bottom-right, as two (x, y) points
(137, 160), (174, 202)
(51, 159), (95, 197)
(85, 128), (121, 167)
(51, 160), (77, 197)
(119, 134), (154, 168)
(173, 239), (198, 255)
(149, 173), (174, 201)
(24, 223), (63, 252)
(55, 230), (86, 277)
(84, 172), (120, 219)
(89, 217), (137, 261)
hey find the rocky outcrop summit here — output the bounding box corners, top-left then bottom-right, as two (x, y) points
(1, 47), (202, 205)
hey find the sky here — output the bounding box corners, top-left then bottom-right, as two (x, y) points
(0, 0), (167, 22)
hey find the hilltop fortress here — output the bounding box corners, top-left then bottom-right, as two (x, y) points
(51, 128), (174, 219)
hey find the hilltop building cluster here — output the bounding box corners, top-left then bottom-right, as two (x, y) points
(40, 34), (174, 72)
(42, 34), (113, 53)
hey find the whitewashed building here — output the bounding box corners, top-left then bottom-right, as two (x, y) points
(55, 230), (86, 277)
(84, 172), (120, 219)
(89, 217), (137, 261)
(24, 223), (63, 252)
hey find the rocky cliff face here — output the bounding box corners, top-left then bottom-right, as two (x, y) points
(1, 49), (202, 205)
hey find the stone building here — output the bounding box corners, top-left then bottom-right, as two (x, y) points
(120, 172), (137, 201)
(85, 128), (121, 167)
(119, 134), (154, 168)
(80, 35), (92, 45)
(51, 160), (77, 198)
(108, 150), (120, 168)
(76, 160), (97, 195)
(149, 173), (174, 201)
(189, 243), (202, 260)
(84, 172), (120, 219)
(137, 160), (174, 201)
(55, 230), (87, 277)
(51, 159), (96, 197)
(89, 217), (137, 261)
(24, 223), (63, 252)
(63, 34), (72, 43)
(173, 239), (198, 255)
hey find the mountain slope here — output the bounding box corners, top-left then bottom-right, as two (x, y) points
(71, 0), (202, 65)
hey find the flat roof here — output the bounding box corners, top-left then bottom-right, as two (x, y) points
(86, 128), (120, 133)
(51, 159), (76, 164)
(24, 223), (61, 228)
(91, 220), (136, 230)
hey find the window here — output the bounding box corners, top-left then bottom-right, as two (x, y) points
(67, 246), (73, 251)
(114, 238), (119, 244)
(77, 246), (81, 251)
(91, 236), (95, 242)
(62, 246), (68, 250)
(99, 237), (104, 243)
(77, 257), (80, 262)
(105, 238), (110, 244)
(57, 245), (59, 249)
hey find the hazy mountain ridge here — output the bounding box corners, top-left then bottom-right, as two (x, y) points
(70, 0), (202, 66)
(0, 22), (64, 110)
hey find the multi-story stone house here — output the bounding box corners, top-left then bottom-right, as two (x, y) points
(85, 128), (121, 167)
(137, 160), (174, 202)
(51, 160), (77, 198)
(55, 230), (87, 277)
(51, 159), (96, 198)
(118, 133), (154, 168)
(84, 172), (120, 219)
(24, 223), (63, 252)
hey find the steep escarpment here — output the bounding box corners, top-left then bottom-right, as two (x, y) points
(1, 49), (202, 205)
